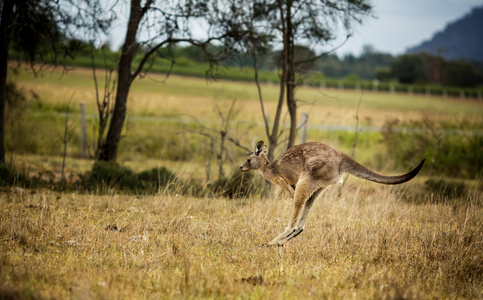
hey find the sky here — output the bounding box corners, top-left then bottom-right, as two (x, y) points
(334, 0), (483, 56)
(107, 0), (483, 57)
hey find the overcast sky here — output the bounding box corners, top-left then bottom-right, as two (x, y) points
(107, 0), (482, 57)
(335, 0), (483, 56)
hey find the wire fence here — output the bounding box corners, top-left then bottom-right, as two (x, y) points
(303, 79), (483, 100)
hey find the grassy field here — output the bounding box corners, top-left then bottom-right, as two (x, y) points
(2, 65), (483, 299)
(1, 183), (482, 299)
(7, 64), (483, 174)
(11, 65), (483, 127)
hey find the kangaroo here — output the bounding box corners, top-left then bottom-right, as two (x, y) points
(240, 140), (425, 246)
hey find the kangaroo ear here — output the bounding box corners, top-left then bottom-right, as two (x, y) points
(255, 140), (266, 156)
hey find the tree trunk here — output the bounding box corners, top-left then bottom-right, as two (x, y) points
(267, 71), (285, 161)
(0, 0), (15, 165)
(98, 0), (143, 161)
(285, 0), (297, 150)
(267, 0), (290, 161)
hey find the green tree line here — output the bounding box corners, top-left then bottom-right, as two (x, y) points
(12, 40), (481, 90)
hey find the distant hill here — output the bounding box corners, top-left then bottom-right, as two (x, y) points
(407, 6), (483, 61)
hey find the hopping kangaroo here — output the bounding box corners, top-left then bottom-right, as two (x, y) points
(240, 141), (425, 246)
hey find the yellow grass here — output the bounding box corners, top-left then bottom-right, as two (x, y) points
(1, 184), (482, 299)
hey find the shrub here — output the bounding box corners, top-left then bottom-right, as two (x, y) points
(0, 165), (22, 186)
(79, 161), (200, 195)
(81, 161), (138, 192)
(0, 165), (47, 189)
(178, 178), (205, 197)
(381, 118), (483, 179)
(212, 170), (259, 198)
(425, 179), (467, 200)
(137, 167), (177, 190)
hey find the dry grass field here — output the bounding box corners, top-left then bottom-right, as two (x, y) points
(2, 66), (483, 299)
(11, 65), (483, 128)
(8, 65), (483, 174)
(1, 183), (482, 299)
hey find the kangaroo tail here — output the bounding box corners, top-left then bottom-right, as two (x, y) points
(340, 155), (425, 185)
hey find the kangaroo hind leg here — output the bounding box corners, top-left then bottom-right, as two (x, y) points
(267, 177), (316, 246)
(274, 187), (326, 246)
(295, 187), (326, 230)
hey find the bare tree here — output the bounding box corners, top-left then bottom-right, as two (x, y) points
(184, 100), (253, 181)
(212, 0), (372, 157)
(60, 95), (76, 184)
(69, 0), (238, 162)
(89, 45), (117, 160)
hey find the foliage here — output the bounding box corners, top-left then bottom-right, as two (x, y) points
(0, 164), (59, 189)
(390, 55), (427, 84)
(4, 82), (39, 156)
(81, 161), (136, 190)
(212, 169), (260, 198)
(80, 161), (180, 194)
(0, 157), (206, 196)
(8, 0), (65, 63)
(390, 53), (483, 87)
(381, 118), (483, 179)
(137, 167), (177, 190)
(425, 179), (467, 200)
(444, 60), (483, 87)
(0, 164), (25, 186)
(315, 46), (396, 80)
(44, 41), (483, 93)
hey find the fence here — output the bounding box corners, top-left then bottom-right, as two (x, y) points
(305, 79), (483, 100)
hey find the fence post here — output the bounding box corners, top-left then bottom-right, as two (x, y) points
(460, 90), (465, 99)
(300, 113), (308, 144)
(372, 80), (379, 92)
(80, 102), (86, 159)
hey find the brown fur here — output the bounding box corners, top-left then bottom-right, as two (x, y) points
(240, 141), (425, 246)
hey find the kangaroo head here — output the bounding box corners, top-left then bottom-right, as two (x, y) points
(240, 140), (268, 172)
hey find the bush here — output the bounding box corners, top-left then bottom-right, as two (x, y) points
(0, 164), (23, 186)
(81, 161), (138, 191)
(425, 179), (467, 200)
(1, 161), (201, 195)
(137, 167), (177, 190)
(381, 118), (483, 179)
(212, 170), (259, 198)
(0, 165), (49, 189)
(79, 161), (200, 195)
